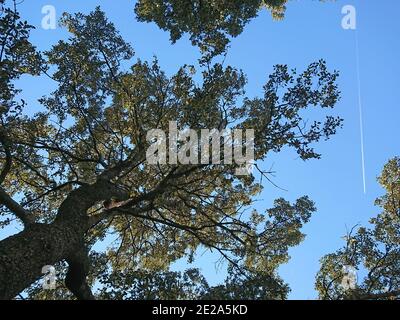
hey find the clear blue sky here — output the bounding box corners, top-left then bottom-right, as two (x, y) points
(2, 0), (400, 299)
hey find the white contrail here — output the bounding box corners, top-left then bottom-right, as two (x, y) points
(355, 29), (366, 194)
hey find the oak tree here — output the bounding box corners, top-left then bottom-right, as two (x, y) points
(0, 0), (341, 299)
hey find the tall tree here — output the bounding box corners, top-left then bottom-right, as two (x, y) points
(316, 157), (400, 300)
(0, 1), (341, 299)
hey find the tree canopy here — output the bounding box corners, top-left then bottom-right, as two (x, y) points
(2, 0), (395, 301)
(135, 0), (289, 62)
(316, 157), (400, 300)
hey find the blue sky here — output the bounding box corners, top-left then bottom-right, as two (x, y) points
(2, 0), (400, 299)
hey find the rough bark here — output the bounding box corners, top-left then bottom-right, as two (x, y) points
(0, 178), (130, 300)
(0, 221), (83, 300)
(65, 245), (94, 300)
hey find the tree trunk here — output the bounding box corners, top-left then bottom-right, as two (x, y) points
(0, 176), (130, 299)
(0, 219), (84, 300)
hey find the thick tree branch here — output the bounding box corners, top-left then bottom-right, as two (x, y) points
(0, 129), (12, 184)
(0, 130), (34, 226)
(0, 187), (34, 226)
(65, 246), (95, 300)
